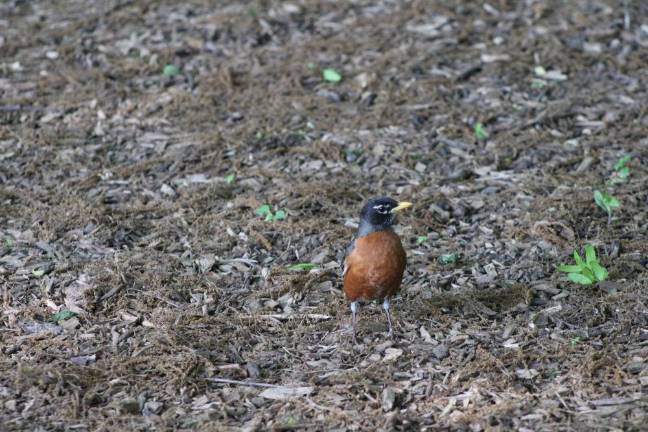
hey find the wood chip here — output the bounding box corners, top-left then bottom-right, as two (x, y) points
(383, 348), (403, 362)
(258, 386), (314, 400)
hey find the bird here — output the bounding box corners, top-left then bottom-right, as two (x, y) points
(342, 197), (412, 341)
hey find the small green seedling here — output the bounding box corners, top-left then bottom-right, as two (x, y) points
(439, 253), (458, 265)
(612, 167), (630, 182)
(163, 64), (179, 77)
(51, 310), (77, 322)
(614, 155), (632, 171)
(608, 155), (632, 184)
(287, 263), (319, 272)
(416, 235), (429, 245)
(570, 336), (581, 347)
(474, 122), (489, 141)
(593, 190), (620, 225)
(322, 68), (342, 83)
(255, 205), (287, 222)
(255, 205), (271, 217)
(558, 244), (608, 285)
(225, 174), (236, 184)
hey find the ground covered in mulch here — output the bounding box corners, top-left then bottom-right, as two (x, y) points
(1, 0), (647, 430)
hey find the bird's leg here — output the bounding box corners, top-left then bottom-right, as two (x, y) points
(383, 298), (394, 338)
(350, 302), (359, 343)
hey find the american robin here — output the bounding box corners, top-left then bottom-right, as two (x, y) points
(343, 197), (412, 341)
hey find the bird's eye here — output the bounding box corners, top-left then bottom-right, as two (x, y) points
(373, 204), (389, 214)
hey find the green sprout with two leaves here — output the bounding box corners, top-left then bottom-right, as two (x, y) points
(608, 155), (632, 185)
(594, 190), (620, 226)
(558, 244), (608, 285)
(255, 205), (287, 222)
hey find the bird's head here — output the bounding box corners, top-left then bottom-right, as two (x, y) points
(358, 197), (412, 234)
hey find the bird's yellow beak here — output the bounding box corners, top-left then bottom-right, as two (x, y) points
(391, 201), (413, 213)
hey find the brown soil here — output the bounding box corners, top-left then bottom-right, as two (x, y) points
(1, 1), (647, 430)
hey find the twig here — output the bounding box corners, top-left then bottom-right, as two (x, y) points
(237, 314), (332, 321)
(138, 290), (181, 308)
(555, 391), (570, 410)
(302, 398), (352, 420)
(206, 377), (280, 388)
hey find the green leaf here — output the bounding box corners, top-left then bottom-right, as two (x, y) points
(614, 155), (632, 171)
(264, 213), (273, 222)
(557, 264), (582, 273)
(585, 245), (596, 265)
(439, 253), (457, 265)
(609, 166), (630, 184)
(287, 263), (319, 272)
(606, 195), (620, 209)
(272, 210), (287, 221)
(590, 261), (608, 282)
(51, 310), (77, 322)
(581, 267), (595, 281)
(568, 272), (594, 285)
(163, 64), (179, 76)
(593, 190), (607, 212)
(31, 268), (45, 277)
(594, 190), (620, 213)
(255, 205), (272, 217)
(573, 250), (584, 267)
(473, 122), (489, 141)
(322, 68), (342, 83)
(616, 166), (630, 179)
(225, 174), (236, 184)
(416, 235), (429, 245)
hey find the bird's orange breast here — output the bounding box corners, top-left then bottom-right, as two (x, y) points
(343, 230), (406, 302)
